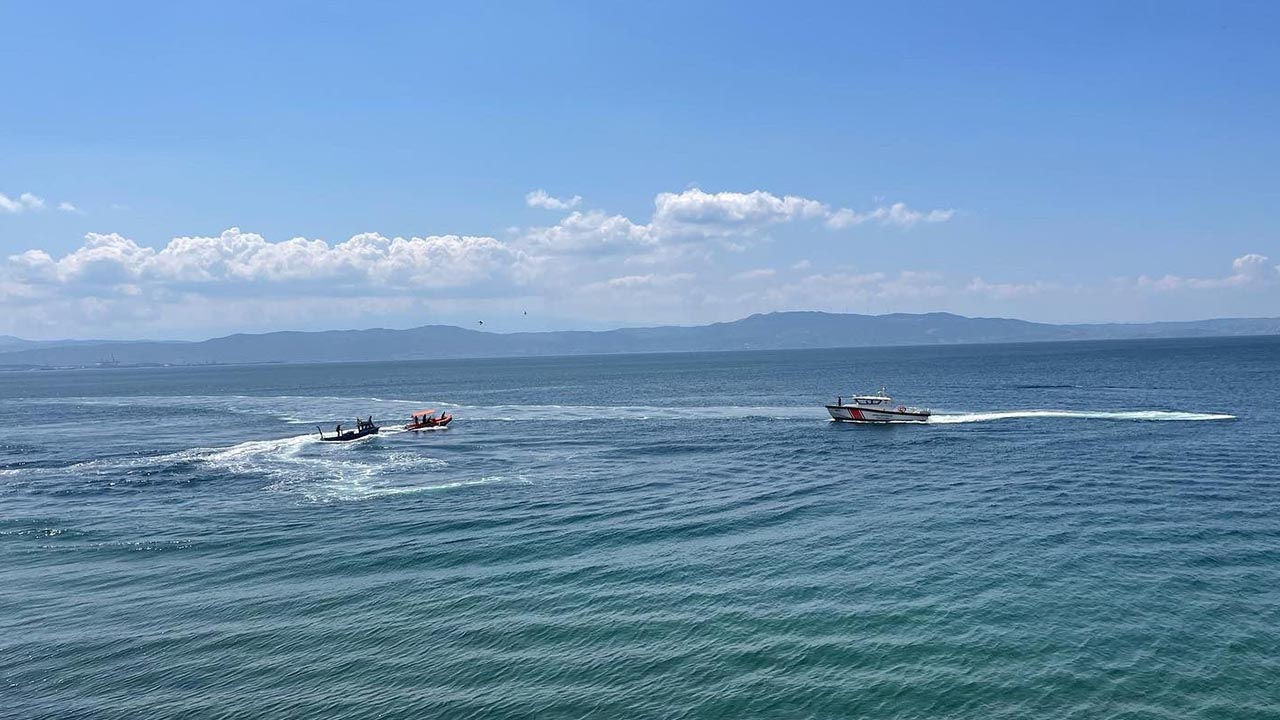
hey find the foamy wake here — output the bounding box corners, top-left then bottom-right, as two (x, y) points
(200, 435), (470, 501)
(928, 409), (1235, 424)
(32, 432), (508, 502)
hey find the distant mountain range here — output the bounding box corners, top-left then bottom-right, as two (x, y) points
(0, 335), (125, 353)
(2, 312), (1278, 368)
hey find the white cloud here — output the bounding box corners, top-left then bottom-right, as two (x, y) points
(4, 186), (953, 334)
(0, 192), (84, 215)
(0, 192), (47, 214)
(967, 277), (1060, 299)
(519, 188), (954, 259)
(525, 189), (582, 210)
(6, 228), (528, 299)
(520, 210), (654, 255)
(13, 187), (1274, 338)
(1135, 253), (1278, 290)
(826, 203), (955, 229)
(650, 189), (827, 237)
(734, 270), (949, 316)
(589, 273), (696, 291)
(2, 229), (1276, 337)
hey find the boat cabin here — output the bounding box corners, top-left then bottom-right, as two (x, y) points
(835, 387), (893, 406)
(850, 394), (892, 405)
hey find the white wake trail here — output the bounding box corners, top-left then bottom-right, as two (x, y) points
(928, 409), (1235, 424)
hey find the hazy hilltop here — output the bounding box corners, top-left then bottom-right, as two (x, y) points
(1, 312), (1278, 367)
(0, 335), (150, 355)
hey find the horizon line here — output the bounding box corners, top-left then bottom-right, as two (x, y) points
(6, 309), (1280, 346)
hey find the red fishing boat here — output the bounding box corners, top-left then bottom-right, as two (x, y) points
(404, 409), (453, 430)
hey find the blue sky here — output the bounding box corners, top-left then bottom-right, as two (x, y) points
(2, 1), (1278, 339)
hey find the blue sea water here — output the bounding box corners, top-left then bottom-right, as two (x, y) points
(2, 337), (1279, 719)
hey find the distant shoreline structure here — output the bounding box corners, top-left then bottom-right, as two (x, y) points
(1, 311), (1277, 369)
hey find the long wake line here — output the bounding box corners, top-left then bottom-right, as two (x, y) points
(928, 409), (1235, 424)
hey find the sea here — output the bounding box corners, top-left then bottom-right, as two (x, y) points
(3, 337), (1278, 719)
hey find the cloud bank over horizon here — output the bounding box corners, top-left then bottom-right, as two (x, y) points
(2, 188), (1277, 340)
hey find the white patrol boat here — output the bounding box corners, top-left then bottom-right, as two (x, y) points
(826, 388), (930, 423)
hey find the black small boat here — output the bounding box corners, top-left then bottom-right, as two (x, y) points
(318, 416), (380, 442)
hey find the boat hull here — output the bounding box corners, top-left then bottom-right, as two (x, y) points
(826, 405), (930, 423)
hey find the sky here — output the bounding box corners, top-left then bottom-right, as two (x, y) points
(1, 1), (1278, 340)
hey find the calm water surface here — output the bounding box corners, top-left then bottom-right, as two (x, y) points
(3, 338), (1279, 718)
